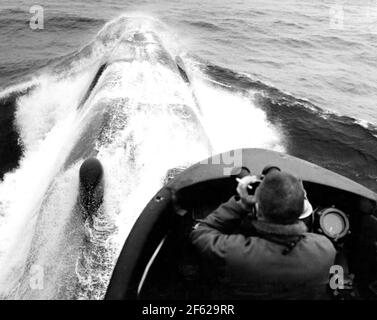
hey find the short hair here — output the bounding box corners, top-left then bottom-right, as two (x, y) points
(261, 165), (281, 176)
(256, 171), (304, 224)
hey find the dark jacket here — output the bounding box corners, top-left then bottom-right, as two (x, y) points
(190, 196), (337, 300)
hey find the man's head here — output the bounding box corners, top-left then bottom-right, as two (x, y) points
(254, 171), (305, 224)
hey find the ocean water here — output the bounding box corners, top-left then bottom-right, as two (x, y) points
(0, 0), (376, 299)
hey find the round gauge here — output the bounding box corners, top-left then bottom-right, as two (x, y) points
(318, 208), (349, 240)
(322, 213), (345, 237)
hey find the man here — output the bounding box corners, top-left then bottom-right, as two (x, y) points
(190, 171), (336, 299)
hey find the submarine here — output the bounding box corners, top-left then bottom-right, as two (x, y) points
(80, 148), (377, 300)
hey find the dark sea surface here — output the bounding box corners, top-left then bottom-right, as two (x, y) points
(0, 0), (376, 299)
(1, 0), (376, 191)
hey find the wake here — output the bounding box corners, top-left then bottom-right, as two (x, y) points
(0, 14), (283, 299)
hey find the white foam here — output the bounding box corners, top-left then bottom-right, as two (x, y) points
(0, 62), (103, 298)
(15, 71), (95, 151)
(188, 62), (284, 154)
(0, 111), (79, 297)
(0, 79), (38, 99)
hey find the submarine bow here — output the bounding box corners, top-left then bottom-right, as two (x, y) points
(0, 15), (283, 300)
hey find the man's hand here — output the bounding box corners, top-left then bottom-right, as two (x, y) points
(236, 175), (259, 211)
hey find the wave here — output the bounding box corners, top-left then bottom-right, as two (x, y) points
(182, 20), (224, 32)
(200, 62), (377, 192)
(43, 15), (105, 32)
(0, 9), (104, 31)
(273, 19), (306, 29)
(312, 35), (366, 50)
